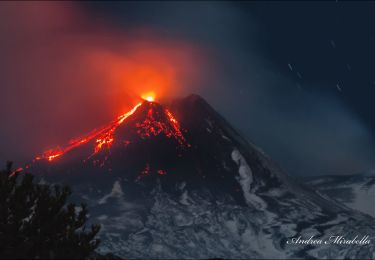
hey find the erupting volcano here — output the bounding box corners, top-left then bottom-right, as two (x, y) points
(24, 94), (375, 259)
(34, 96), (189, 166)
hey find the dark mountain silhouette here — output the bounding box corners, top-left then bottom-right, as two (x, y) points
(26, 94), (375, 259)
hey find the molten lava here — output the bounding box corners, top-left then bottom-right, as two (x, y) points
(145, 96), (154, 102)
(35, 102), (142, 162)
(141, 92), (156, 102)
(135, 105), (189, 147)
(34, 98), (189, 163)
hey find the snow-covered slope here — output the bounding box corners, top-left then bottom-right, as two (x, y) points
(28, 94), (375, 259)
(305, 172), (375, 218)
(82, 177), (374, 259)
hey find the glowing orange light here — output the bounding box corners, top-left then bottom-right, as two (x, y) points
(117, 102), (142, 124)
(35, 102), (142, 162)
(9, 167), (24, 178)
(135, 105), (189, 147)
(34, 98), (190, 165)
(141, 92), (156, 102)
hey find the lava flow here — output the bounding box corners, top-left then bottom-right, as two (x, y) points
(34, 96), (189, 163)
(135, 105), (189, 146)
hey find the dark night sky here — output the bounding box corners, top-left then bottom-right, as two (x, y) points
(1, 1), (375, 176)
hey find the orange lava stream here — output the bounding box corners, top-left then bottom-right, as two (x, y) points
(35, 102), (142, 162)
(135, 106), (189, 147)
(34, 99), (189, 163)
(165, 108), (190, 146)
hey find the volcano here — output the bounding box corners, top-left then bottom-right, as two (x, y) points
(27, 94), (375, 259)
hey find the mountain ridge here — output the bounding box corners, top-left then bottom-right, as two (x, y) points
(25, 94), (375, 259)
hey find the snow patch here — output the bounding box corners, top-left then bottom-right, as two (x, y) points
(222, 135), (231, 141)
(98, 181), (124, 204)
(231, 149), (267, 210)
(346, 184), (375, 217)
(205, 118), (213, 128)
(180, 190), (190, 205)
(97, 215), (109, 221)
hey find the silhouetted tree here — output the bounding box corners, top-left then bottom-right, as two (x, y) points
(0, 162), (100, 259)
